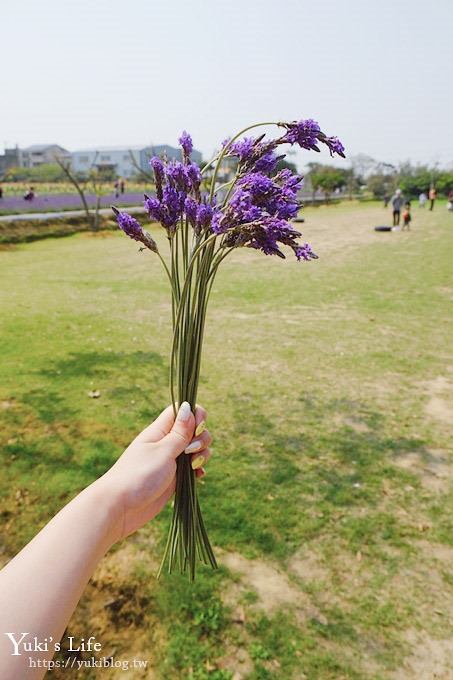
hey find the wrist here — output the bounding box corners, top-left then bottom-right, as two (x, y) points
(82, 477), (124, 549)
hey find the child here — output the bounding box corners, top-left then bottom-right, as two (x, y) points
(402, 202), (412, 230)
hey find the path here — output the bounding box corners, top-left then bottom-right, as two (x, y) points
(0, 206), (145, 222)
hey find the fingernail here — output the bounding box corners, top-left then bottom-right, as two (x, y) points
(185, 440), (202, 454)
(191, 454), (205, 470)
(178, 401), (191, 422)
(195, 420), (206, 437)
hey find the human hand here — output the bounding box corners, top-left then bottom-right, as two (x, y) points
(96, 402), (212, 542)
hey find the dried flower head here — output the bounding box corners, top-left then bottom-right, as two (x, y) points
(112, 207), (158, 252)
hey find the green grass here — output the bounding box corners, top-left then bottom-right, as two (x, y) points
(1, 201), (452, 679)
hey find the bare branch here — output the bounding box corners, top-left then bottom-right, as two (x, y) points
(128, 149), (154, 181)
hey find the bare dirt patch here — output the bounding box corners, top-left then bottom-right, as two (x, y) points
(216, 644), (254, 680)
(423, 376), (453, 425)
(287, 549), (329, 583)
(333, 413), (371, 433)
(220, 551), (321, 621)
(393, 448), (451, 493)
(1, 399), (15, 410)
(55, 536), (160, 679)
(392, 629), (453, 680)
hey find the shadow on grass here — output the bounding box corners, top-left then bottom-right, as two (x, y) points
(201, 392), (430, 558)
(0, 349), (169, 549)
(40, 349), (164, 379)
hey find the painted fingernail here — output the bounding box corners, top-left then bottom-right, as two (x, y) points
(178, 401), (191, 422)
(195, 420), (206, 437)
(191, 454), (205, 470)
(185, 440), (202, 454)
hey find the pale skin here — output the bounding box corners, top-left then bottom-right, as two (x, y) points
(0, 402), (212, 680)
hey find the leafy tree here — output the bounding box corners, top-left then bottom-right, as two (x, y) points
(307, 163), (347, 201)
(367, 174), (395, 199)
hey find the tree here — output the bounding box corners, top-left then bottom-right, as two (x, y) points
(307, 163), (347, 202)
(54, 154), (104, 231)
(367, 173), (395, 199)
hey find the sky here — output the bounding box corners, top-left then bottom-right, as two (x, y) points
(1, 0), (452, 171)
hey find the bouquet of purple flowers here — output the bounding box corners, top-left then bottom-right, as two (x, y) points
(113, 119), (344, 579)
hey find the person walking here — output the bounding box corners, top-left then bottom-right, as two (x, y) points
(429, 186), (437, 211)
(391, 189), (404, 226)
(419, 192), (427, 208)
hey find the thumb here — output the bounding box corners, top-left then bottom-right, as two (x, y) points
(160, 401), (195, 459)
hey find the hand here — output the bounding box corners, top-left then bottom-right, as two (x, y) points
(96, 402), (212, 542)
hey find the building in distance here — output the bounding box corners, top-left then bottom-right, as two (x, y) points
(71, 144), (203, 178)
(21, 144), (71, 168)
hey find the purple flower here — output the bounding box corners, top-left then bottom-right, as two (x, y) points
(162, 185), (185, 228)
(184, 196), (198, 228)
(166, 161), (190, 192)
(196, 202), (213, 232)
(211, 209), (224, 235)
(253, 150), (278, 174)
(150, 157), (165, 200)
(229, 137), (255, 161)
(283, 119), (321, 149)
(325, 136), (346, 158)
(294, 242), (318, 261)
(112, 208), (158, 252)
(144, 195), (164, 223)
(222, 216), (301, 259)
(186, 162), (202, 196)
(144, 187), (184, 232)
(237, 172), (274, 197)
(228, 187), (262, 223)
(179, 130), (193, 158)
(281, 119), (345, 157)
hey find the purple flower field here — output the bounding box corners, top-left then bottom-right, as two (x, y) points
(0, 192), (144, 215)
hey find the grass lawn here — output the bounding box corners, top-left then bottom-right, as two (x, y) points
(0, 201), (452, 679)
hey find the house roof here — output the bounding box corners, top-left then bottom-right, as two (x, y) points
(23, 144), (69, 153)
(72, 145), (146, 153)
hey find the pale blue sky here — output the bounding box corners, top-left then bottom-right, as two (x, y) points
(2, 0), (452, 169)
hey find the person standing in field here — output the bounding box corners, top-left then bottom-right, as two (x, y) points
(120, 178), (125, 194)
(429, 186), (437, 211)
(419, 191), (427, 208)
(391, 189), (404, 226)
(114, 179), (120, 199)
(402, 202), (412, 230)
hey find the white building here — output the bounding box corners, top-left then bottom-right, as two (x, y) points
(71, 144), (202, 178)
(71, 147), (142, 178)
(21, 144), (70, 168)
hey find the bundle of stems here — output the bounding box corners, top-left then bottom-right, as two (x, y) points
(157, 125), (271, 579)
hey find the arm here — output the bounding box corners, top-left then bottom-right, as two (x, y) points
(0, 402), (212, 679)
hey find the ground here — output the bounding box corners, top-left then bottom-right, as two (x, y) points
(0, 201), (452, 679)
